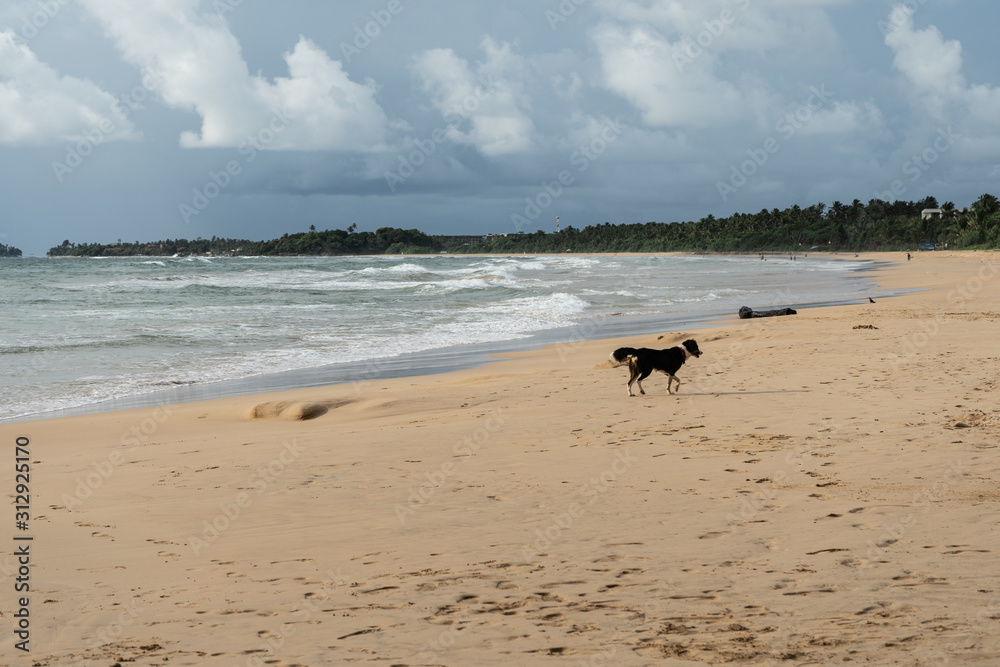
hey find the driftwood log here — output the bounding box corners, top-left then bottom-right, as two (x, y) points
(738, 306), (797, 319)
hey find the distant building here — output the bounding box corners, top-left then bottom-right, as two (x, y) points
(921, 208), (968, 220)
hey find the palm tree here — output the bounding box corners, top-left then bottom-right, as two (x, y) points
(973, 193), (1000, 216)
(959, 195), (1000, 245)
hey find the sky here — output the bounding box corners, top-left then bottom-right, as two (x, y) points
(1, 0), (999, 255)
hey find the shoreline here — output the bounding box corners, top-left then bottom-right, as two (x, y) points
(21, 248), (926, 259)
(4, 253), (897, 425)
(5, 251), (1000, 664)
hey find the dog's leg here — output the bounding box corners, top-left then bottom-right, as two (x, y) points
(636, 368), (651, 395)
(627, 366), (639, 397)
(667, 375), (680, 394)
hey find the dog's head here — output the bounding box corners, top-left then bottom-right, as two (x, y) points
(682, 339), (702, 358)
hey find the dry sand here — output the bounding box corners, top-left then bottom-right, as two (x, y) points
(3, 252), (1000, 666)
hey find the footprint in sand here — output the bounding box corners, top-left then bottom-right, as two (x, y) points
(360, 586), (400, 594)
(669, 594), (717, 600)
(540, 581), (587, 589)
(616, 568), (645, 577)
(337, 627), (380, 640)
(593, 555), (624, 563)
(530, 647), (575, 656)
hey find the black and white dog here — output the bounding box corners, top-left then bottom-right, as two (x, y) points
(610, 339), (703, 397)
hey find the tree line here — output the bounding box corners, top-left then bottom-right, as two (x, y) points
(47, 226), (443, 257)
(43, 193), (1000, 257)
(0, 242), (23, 257)
(458, 194), (1000, 254)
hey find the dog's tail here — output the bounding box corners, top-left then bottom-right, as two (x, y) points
(610, 347), (639, 367)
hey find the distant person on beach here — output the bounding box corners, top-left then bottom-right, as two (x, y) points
(907, 252), (911, 261)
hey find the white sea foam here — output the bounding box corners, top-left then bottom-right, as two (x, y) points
(0, 254), (882, 420)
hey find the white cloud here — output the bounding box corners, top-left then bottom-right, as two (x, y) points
(0, 30), (139, 145)
(884, 6), (964, 119)
(412, 37), (535, 156)
(78, 0), (388, 151)
(589, 0), (850, 130)
(591, 21), (742, 128)
(593, 0), (843, 55)
(797, 101), (884, 137)
(885, 4), (1000, 125)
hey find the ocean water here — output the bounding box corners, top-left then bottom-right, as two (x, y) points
(0, 254), (887, 421)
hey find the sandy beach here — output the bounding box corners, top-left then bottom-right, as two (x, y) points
(4, 252), (1000, 666)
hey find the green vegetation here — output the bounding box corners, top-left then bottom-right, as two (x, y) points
(0, 242), (23, 257)
(47, 226), (443, 257)
(458, 194), (1000, 254)
(45, 194), (1000, 257)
